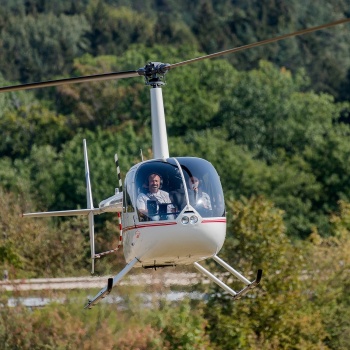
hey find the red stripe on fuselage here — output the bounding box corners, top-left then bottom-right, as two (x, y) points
(201, 218), (226, 224)
(123, 221), (177, 232)
(123, 218), (225, 232)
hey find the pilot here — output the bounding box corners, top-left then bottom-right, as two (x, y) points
(188, 176), (212, 211)
(137, 173), (175, 219)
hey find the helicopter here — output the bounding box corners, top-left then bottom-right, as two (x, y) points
(0, 17), (349, 309)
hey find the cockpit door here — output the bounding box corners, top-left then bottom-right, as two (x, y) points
(129, 157), (225, 222)
(169, 157), (225, 218)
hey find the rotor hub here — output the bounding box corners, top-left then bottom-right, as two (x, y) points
(138, 62), (170, 86)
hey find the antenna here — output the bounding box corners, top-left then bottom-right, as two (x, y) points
(114, 153), (123, 193)
(140, 149), (144, 162)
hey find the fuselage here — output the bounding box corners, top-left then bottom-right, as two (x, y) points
(121, 156), (226, 268)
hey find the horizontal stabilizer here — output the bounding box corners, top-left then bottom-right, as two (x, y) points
(22, 208), (103, 218)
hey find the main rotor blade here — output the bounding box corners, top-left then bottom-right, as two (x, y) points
(169, 17), (350, 69)
(0, 18), (348, 93)
(0, 70), (140, 93)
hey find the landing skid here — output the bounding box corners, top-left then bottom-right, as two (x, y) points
(84, 257), (139, 309)
(84, 255), (261, 309)
(194, 255), (262, 300)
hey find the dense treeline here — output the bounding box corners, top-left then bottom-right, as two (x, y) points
(1, 198), (350, 349)
(1, 51), (349, 237)
(0, 0), (349, 99)
(1, 0), (350, 348)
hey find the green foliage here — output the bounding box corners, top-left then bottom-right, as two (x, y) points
(0, 2), (350, 348)
(0, 302), (122, 349)
(303, 122), (350, 214)
(0, 188), (89, 278)
(169, 61), (350, 237)
(304, 202), (350, 350)
(1, 0), (349, 98)
(0, 245), (22, 268)
(0, 196), (350, 348)
(219, 61), (318, 161)
(86, 3), (155, 56)
(0, 0), (89, 17)
(171, 127), (321, 237)
(2, 45), (349, 239)
(0, 75), (37, 116)
(0, 104), (73, 158)
(164, 57), (238, 135)
(0, 292), (212, 349)
(0, 12), (90, 82)
(53, 45), (237, 135)
(55, 53), (151, 130)
(0, 157), (30, 196)
(149, 299), (212, 350)
(35, 127), (150, 211)
(205, 197), (327, 349)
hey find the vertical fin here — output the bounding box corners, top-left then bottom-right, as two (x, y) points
(83, 139), (95, 274)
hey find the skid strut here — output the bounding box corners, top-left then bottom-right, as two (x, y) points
(194, 255), (262, 300)
(84, 257), (139, 309)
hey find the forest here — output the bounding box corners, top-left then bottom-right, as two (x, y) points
(0, 0), (350, 348)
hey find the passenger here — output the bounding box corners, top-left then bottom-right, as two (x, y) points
(137, 173), (175, 220)
(188, 176), (212, 211)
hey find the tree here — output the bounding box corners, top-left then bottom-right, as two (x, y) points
(0, 13), (90, 83)
(149, 299), (213, 350)
(218, 61), (312, 162)
(32, 127), (150, 212)
(0, 188), (89, 278)
(306, 201), (350, 350)
(54, 53), (151, 131)
(0, 302), (122, 349)
(0, 104), (73, 158)
(214, 61), (350, 236)
(85, 2), (154, 56)
(204, 196), (327, 349)
(303, 122), (350, 229)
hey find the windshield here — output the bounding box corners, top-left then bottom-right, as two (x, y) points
(133, 158), (225, 221)
(168, 157), (225, 218)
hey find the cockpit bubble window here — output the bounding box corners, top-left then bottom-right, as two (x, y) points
(124, 170), (135, 213)
(134, 160), (182, 221)
(132, 157), (225, 221)
(168, 157), (225, 218)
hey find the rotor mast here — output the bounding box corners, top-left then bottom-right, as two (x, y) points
(139, 62), (170, 160)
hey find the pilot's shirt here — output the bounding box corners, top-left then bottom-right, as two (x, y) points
(188, 190), (212, 210)
(137, 190), (174, 212)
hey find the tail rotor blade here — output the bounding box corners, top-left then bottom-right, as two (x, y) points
(83, 139), (95, 274)
(83, 139), (94, 210)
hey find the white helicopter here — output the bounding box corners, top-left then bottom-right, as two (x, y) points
(1, 18), (349, 309)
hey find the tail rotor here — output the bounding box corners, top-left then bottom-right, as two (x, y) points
(83, 139), (96, 274)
